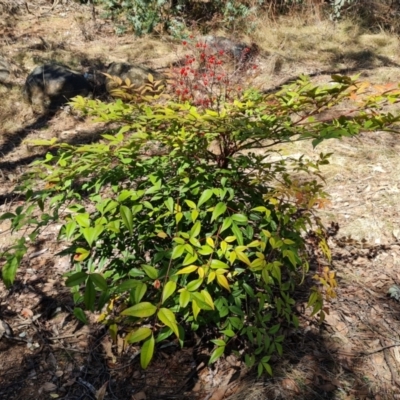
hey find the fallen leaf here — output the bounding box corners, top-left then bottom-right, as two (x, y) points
(132, 391), (146, 400)
(95, 381), (108, 400)
(21, 308), (34, 319)
(42, 382), (57, 392)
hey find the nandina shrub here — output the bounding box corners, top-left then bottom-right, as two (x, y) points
(2, 75), (400, 375)
(168, 38), (259, 109)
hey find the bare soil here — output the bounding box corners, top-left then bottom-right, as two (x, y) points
(1, 2), (400, 399)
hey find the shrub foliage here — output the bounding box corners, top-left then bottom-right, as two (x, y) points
(2, 73), (400, 374)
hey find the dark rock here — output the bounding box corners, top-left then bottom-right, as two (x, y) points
(105, 62), (164, 93)
(23, 64), (92, 113)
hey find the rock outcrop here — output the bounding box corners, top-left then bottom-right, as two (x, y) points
(105, 62), (164, 93)
(199, 36), (259, 64)
(23, 64), (92, 113)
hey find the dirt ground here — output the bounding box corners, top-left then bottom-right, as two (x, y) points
(1, 2), (400, 399)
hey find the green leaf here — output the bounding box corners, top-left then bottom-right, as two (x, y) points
(84, 278), (95, 312)
(185, 200), (197, 209)
(157, 308), (179, 338)
(142, 264), (159, 279)
(176, 265), (198, 275)
(191, 209), (199, 222)
(197, 245), (213, 255)
(89, 273), (107, 291)
(121, 302), (157, 318)
(197, 189), (213, 207)
(75, 213), (90, 228)
(211, 202), (227, 222)
(116, 279), (139, 292)
(162, 281), (177, 304)
(220, 217), (232, 233)
(209, 346), (225, 364)
(179, 289), (191, 308)
(190, 220), (201, 238)
(271, 262), (281, 284)
(221, 329), (235, 337)
(73, 307), (88, 324)
(64, 220), (77, 240)
(186, 278), (203, 292)
(231, 214), (248, 223)
(126, 327), (152, 343)
(235, 250), (251, 266)
(81, 226), (104, 247)
(210, 259), (230, 269)
(231, 222), (244, 245)
(210, 339), (226, 346)
(141, 334), (155, 369)
(120, 205), (133, 235)
(171, 244), (185, 259)
(182, 252), (198, 266)
(201, 290), (214, 310)
(269, 323), (280, 335)
(134, 281), (147, 304)
(164, 197), (174, 213)
(65, 271), (87, 287)
(216, 274), (230, 291)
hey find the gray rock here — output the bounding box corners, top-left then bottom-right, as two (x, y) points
(200, 36), (259, 64)
(105, 62), (164, 93)
(23, 64), (92, 113)
(0, 55), (11, 83)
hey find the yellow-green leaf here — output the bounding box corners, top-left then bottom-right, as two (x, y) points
(190, 220), (201, 238)
(197, 189), (213, 207)
(191, 209), (199, 222)
(176, 265), (198, 275)
(235, 251), (251, 266)
(182, 252), (198, 266)
(120, 205), (133, 235)
(207, 271), (216, 284)
(126, 327), (152, 343)
(220, 217), (232, 233)
(220, 241), (228, 254)
(157, 308), (179, 338)
(225, 236), (236, 243)
(121, 302), (157, 318)
(206, 236), (215, 248)
(179, 289), (191, 308)
(186, 278), (203, 292)
(140, 334), (155, 369)
(211, 202), (227, 222)
(171, 244), (185, 259)
(162, 281), (176, 304)
(201, 290), (215, 310)
(229, 251), (237, 265)
(216, 274), (231, 291)
(175, 212), (183, 224)
(185, 199), (197, 209)
(209, 345), (225, 364)
(192, 299), (201, 320)
(198, 245), (213, 255)
(210, 259), (229, 269)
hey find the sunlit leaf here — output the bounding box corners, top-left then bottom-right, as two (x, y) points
(126, 327), (152, 343)
(121, 302), (157, 318)
(162, 281), (177, 304)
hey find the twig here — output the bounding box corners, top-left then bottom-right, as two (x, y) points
(381, 339), (400, 388)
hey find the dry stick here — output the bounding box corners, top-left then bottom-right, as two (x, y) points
(380, 338), (400, 388)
